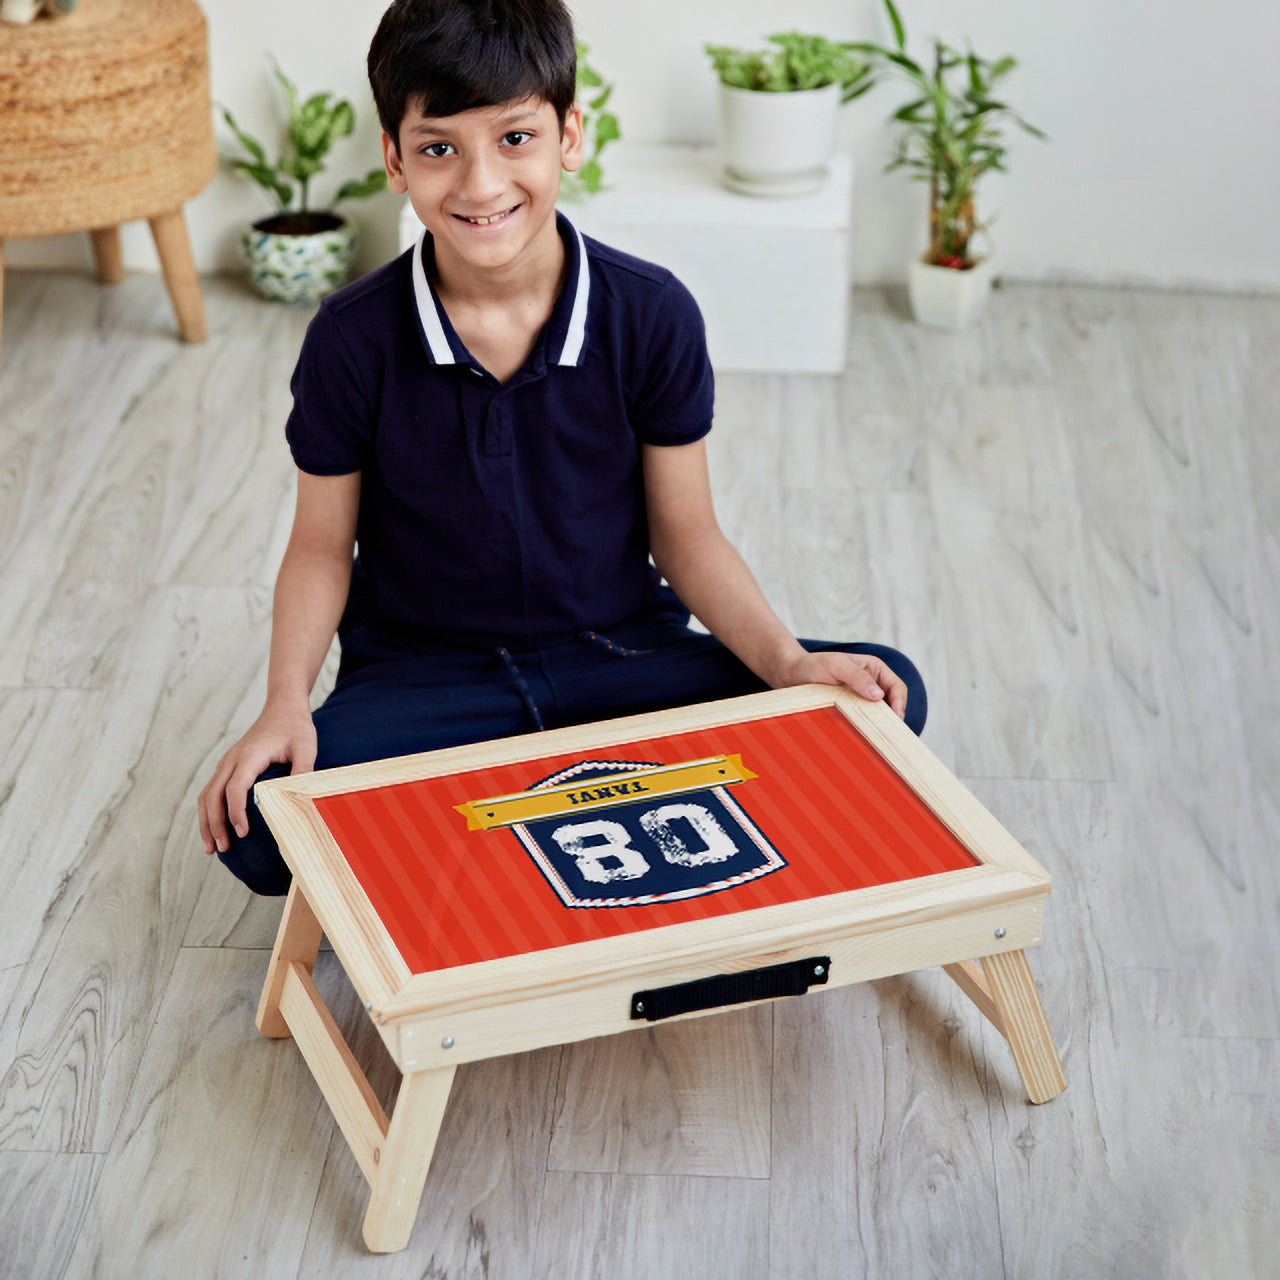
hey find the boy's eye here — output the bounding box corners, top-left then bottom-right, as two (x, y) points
(501, 131), (532, 147)
(422, 142), (454, 158)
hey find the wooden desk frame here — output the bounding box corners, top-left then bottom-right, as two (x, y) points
(254, 685), (1066, 1253)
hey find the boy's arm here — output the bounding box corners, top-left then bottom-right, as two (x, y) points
(198, 468), (361, 855)
(642, 440), (907, 717)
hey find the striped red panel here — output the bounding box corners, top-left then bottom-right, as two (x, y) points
(312, 706), (978, 974)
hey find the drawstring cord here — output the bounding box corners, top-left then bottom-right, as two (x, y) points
(495, 646), (545, 731)
(495, 632), (653, 732)
(576, 630), (653, 658)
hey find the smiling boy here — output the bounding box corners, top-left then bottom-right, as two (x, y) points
(198, 0), (927, 894)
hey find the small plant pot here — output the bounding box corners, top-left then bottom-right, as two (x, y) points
(239, 212), (357, 303)
(716, 82), (841, 197)
(907, 255), (996, 330)
(1, 0), (45, 23)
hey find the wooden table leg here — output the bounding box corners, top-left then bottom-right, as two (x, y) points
(945, 950), (1067, 1104)
(362, 1064), (457, 1253)
(264, 931), (457, 1254)
(89, 226), (125, 284)
(147, 208), (207, 343)
(257, 881), (323, 1038)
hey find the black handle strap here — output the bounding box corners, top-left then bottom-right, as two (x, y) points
(630, 956), (831, 1023)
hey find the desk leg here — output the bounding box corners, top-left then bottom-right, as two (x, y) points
(945, 950), (1066, 1104)
(147, 209), (207, 343)
(257, 881), (323, 1038)
(362, 1064), (457, 1253)
(272, 961), (453, 1251)
(89, 227), (125, 284)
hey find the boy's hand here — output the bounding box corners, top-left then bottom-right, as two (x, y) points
(773, 649), (909, 720)
(197, 701), (318, 856)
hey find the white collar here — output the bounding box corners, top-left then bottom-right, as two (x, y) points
(410, 215), (590, 367)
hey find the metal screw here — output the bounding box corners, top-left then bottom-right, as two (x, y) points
(441, 1035), (455, 1049)
(635, 1001), (644, 1013)
(814, 965), (825, 976)
(994, 927), (1007, 939)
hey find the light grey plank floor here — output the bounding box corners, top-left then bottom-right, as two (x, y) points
(1, 267), (1276, 1278)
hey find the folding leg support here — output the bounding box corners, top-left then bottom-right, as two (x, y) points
(257, 882), (457, 1253)
(944, 950), (1067, 1104)
(257, 881), (322, 1038)
(360, 1063), (457, 1253)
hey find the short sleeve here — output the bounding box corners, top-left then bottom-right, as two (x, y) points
(629, 273), (715, 446)
(284, 302), (374, 475)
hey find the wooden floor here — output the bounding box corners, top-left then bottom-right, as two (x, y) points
(1, 267), (1276, 1279)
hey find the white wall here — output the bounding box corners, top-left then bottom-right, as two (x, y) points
(9, 0), (1279, 290)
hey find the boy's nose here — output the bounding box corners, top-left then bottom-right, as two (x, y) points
(457, 153), (507, 207)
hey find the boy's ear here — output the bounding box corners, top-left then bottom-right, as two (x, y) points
(559, 104), (585, 174)
(382, 130), (408, 194)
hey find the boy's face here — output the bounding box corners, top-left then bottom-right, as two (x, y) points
(384, 96), (584, 279)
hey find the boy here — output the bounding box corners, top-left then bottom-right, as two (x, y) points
(198, 0), (926, 895)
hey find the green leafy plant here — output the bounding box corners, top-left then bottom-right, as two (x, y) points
(704, 32), (873, 102)
(562, 40), (621, 198)
(220, 57), (387, 231)
(850, 0), (1045, 268)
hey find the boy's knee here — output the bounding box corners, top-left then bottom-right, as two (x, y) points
(900, 668), (928, 737)
(799, 639), (928, 738)
(874, 645), (928, 736)
(215, 765), (292, 896)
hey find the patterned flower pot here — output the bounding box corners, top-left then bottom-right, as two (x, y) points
(239, 212), (357, 303)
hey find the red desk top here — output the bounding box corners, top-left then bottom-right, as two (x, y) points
(313, 706), (977, 975)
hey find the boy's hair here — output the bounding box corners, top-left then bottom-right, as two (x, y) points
(369, 0), (577, 150)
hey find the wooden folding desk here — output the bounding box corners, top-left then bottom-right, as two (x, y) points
(254, 685), (1066, 1253)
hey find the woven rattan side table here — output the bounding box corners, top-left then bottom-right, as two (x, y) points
(0, 0), (217, 356)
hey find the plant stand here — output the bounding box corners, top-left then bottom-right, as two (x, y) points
(0, 0), (217, 357)
(253, 685), (1065, 1253)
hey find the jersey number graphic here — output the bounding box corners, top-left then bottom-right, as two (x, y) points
(510, 763), (787, 908)
(551, 803), (737, 885)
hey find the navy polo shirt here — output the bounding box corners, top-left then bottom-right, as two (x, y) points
(284, 213), (715, 649)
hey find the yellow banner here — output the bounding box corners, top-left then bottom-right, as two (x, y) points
(455, 755), (757, 831)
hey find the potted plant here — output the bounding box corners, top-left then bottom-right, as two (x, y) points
(704, 32), (872, 197)
(851, 0), (1045, 328)
(221, 59), (387, 303)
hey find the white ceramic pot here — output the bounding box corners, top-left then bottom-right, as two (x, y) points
(240, 213), (358, 304)
(907, 255), (996, 330)
(1, 0), (74, 21)
(716, 82), (841, 197)
(1, 0), (43, 22)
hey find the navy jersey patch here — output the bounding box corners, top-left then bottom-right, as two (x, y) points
(458, 757), (786, 909)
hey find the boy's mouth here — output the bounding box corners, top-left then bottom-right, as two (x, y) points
(455, 205), (520, 227)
